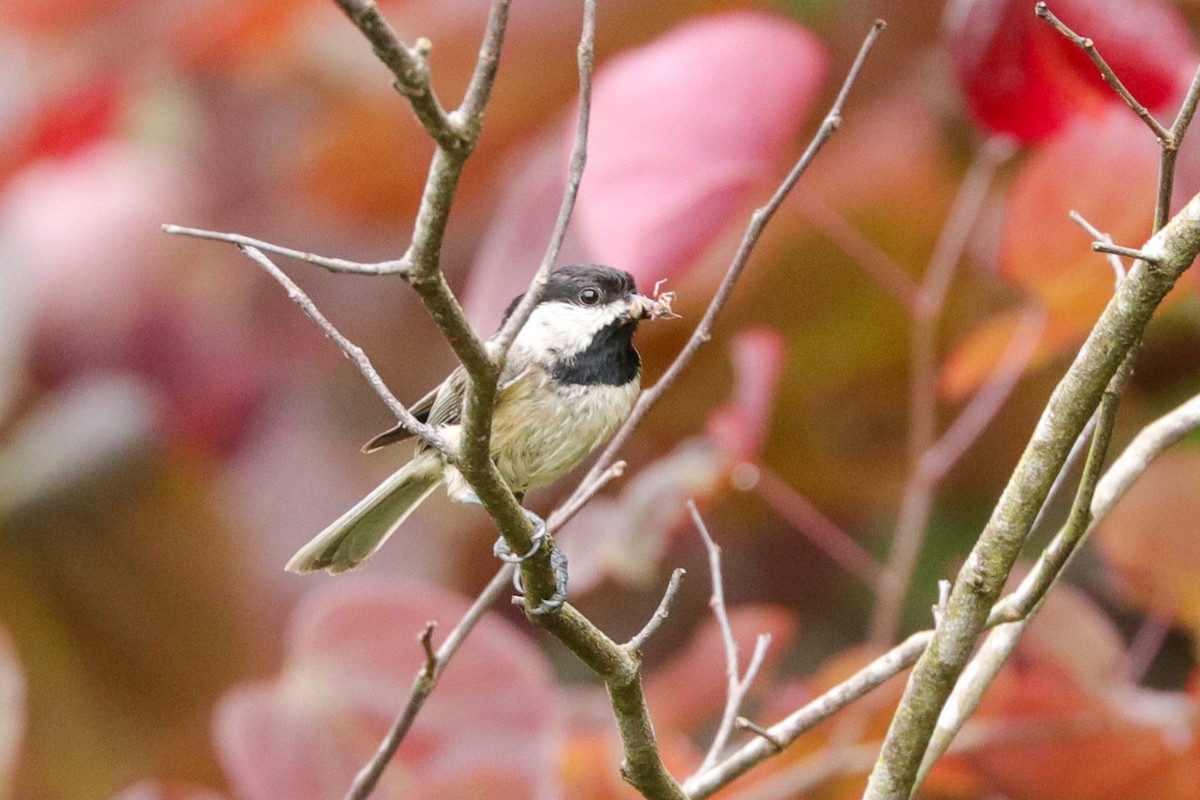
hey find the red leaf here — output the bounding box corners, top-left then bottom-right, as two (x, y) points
(0, 74), (123, 185)
(213, 580), (560, 800)
(945, 0), (1196, 142)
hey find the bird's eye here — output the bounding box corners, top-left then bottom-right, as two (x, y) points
(579, 287), (601, 305)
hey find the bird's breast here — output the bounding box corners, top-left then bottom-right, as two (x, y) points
(489, 367), (639, 491)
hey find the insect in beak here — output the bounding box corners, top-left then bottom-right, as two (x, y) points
(627, 294), (656, 320)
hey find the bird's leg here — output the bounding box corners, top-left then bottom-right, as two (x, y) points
(458, 491), (547, 562)
(460, 491), (567, 614)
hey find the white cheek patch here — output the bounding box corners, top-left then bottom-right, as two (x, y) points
(515, 301), (623, 358)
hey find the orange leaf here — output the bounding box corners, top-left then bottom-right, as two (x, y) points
(1097, 452), (1200, 637)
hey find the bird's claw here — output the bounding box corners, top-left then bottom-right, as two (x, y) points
(492, 508), (547, 563)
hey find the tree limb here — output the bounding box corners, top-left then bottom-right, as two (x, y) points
(861, 191), (1200, 800)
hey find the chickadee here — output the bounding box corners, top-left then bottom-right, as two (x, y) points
(286, 264), (664, 610)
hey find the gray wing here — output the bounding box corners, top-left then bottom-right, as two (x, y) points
(360, 373), (458, 453)
(361, 350), (533, 454)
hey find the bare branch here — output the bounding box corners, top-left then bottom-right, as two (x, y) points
(344, 565), (512, 800)
(734, 717), (784, 752)
(688, 502), (776, 775)
(567, 18), (888, 506)
(162, 225), (407, 275)
(627, 568), (687, 652)
(862, 190), (1200, 799)
(691, 502), (744, 771)
(1091, 241), (1162, 264)
(236, 246), (454, 456)
(418, 621), (437, 676)
(1035, 2), (1173, 142)
(898, 62), (1200, 786)
(1094, 391), (1200, 513)
(456, 0), (514, 131)
(545, 460), (625, 532)
(331, 0), (460, 149)
(1070, 210), (1126, 284)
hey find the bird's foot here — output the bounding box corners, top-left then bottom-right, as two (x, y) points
(459, 493), (566, 614)
(492, 507), (547, 563)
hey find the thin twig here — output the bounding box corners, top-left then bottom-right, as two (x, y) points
(1070, 210), (1126, 284)
(331, 0), (460, 150)
(869, 137), (1013, 647)
(344, 565), (512, 800)
(237, 246), (453, 455)
(1091, 241), (1162, 264)
(690, 501), (761, 774)
(1034, 2), (1173, 143)
(689, 502), (778, 774)
(566, 18), (888, 508)
(493, 0), (596, 355)
(627, 568), (687, 652)
(735, 717), (784, 752)
(545, 460), (626, 532)
(418, 622), (437, 676)
(162, 225), (407, 275)
(797, 191), (921, 312)
(754, 466), (881, 588)
(683, 630), (932, 799)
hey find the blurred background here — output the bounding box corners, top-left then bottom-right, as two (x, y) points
(3, 0), (1200, 798)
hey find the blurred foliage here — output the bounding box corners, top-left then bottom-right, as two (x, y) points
(2, 0), (1200, 798)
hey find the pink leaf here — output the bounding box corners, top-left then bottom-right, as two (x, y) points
(214, 580), (561, 800)
(465, 12), (828, 331)
(0, 624), (24, 800)
(576, 11), (827, 280)
(704, 327), (787, 463)
(111, 782), (227, 800)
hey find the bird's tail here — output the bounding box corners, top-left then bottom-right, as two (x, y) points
(285, 456), (443, 574)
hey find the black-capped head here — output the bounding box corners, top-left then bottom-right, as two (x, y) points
(504, 264), (652, 385)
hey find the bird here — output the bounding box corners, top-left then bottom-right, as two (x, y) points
(285, 263), (663, 612)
